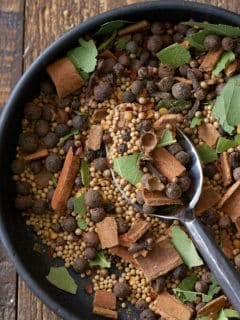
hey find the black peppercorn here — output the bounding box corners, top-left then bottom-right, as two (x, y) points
(172, 82), (192, 100)
(203, 164), (216, 178)
(34, 119), (49, 137)
(118, 143), (128, 154)
(131, 80), (144, 96)
(84, 247), (97, 260)
(167, 143), (183, 155)
(83, 231), (99, 247)
(93, 158), (108, 171)
(19, 132), (39, 153)
(201, 209), (219, 225)
(45, 154), (62, 173)
(11, 159), (25, 174)
(147, 35), (162, 54)
(204, 34), (221, 51)
(117, 219), (129, 235)
(126, 40), (138, 54)
(73, 258), (88, 273)
(135, 299), (148, 311)
(175, 151), (190, 165)
(90, 207), (106, 223)
(61, 216), (77, 232)
(72, 115), (89, 131)
(113, 282), (130, 299)
(222, 37), (236, 51)
(85, 189), (103, 208)
(122, 91), (136, 103)
(94, 83), (113, 102)
(151, 21), (165, 35)
(156, 76), (174, 92)
(43, 132), (58, 148)
(172, 264), (188, 280)
(16, 181), (31, 195)
(24, 102), (42, 121)
(166, 183), (182, 199)
(177, 175), (192, 192)
(195, 280), (209, 293)
(150, 276), (165, 293)
(140, 309), (156, 320)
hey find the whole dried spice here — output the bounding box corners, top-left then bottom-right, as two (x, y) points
(140, 173), (165, 192)
(140, 131), (158, 154)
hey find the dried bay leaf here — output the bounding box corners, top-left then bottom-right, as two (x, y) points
(114, 38), (129, 50)
(212, 75), (240, 134)
(94, 20), (130, 36)
(156, 43), (191, 68)
(46, 266), (77, 294)
(67, 38), (97, 74)
(171, 226), (204, 267)
(190, 117), (203, 128)
(74, 194), (86, 215)
(113, 153), (143, 185)
(187, 30), (211, 51)
(89, 251), (111, 268)
(58, 129), (79, 146)
(216, 136), (240, 153)
(157, 130), (176, 148)
(212, 51), (235, 76)
(217, 309), (240, 320)
(184, 21), (240, 38)
(196, 144), (218, 164)
(77, 218), (87, 230)
(80, 159), (90, 187)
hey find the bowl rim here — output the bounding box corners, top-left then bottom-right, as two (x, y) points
(1, 1), (240, 319)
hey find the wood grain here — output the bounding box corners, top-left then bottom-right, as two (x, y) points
(0, 0), (239, 320)
(0, 0), (24, 109)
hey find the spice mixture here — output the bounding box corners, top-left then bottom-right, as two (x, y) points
(11, 19), (240, 320)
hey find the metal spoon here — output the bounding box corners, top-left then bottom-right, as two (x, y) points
(108, 128), (240, 312)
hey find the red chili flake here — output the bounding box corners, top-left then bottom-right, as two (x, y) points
(149, 292), (157, 300)
(143, 38), (148, 48)
(114, 49), (126, 58)
(47, 247), (54, 257)
(130, 69), (138, 80)
(75, 146), (83, 157)
(84, 283), (93, 295)
(125, 106), (133, 111)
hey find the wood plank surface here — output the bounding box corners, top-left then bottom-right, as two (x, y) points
(0, 0), (239, 320)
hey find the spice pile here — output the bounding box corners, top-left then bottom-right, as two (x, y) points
(11, 19), (240, 319)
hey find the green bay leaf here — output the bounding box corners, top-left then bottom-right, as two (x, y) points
(187, 30), (211, 51)
(212, 75), (240, 134)
(74, 194), (86, 215)
(58, 129), (79, 146)
(77, 218), (87, 230)
(190, 117), (203, 128)
(98, 31), (117, 52)
(94, 20), (130, 36)
(216, 136), (240, 153)
(89, 251), (111, 268)
(156, 43), (191, 68)
(184, 21), (240, 38)
(157, 130), (176, 148)
(114, 38), (129, 50)
(171, 226), (204, 268)
(67, 38), (97, 73)
(196, 144), (218, 164)
(217, 308), (240, 320)
(46, 266), (77, 294)
(212, 51), (235, 76)
(80, 159), (90, 187)
(113, 153), (143, 185)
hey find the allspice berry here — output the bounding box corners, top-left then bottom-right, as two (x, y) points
(204, 34), (221, 51)
(85, 189), (103, 208)
(73, 258), (88, 273)
(93, 157), (108, 171)
(113, 282), (130, 299)
(90, 207), (106, 223)
(165, 183), (182, 199)
(83, 231), (99, 248)
(61, 216), (77, 233)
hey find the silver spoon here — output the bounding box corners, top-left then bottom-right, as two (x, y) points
(108, 128), (240, 312)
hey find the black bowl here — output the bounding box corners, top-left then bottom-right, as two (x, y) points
(1, 1), (240, 319)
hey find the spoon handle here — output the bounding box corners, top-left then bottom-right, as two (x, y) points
(184, 216), (240, 313)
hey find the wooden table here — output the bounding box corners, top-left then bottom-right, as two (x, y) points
(0, 0), (239, 319)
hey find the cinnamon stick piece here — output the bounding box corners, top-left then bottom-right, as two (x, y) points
(86, 125), (103, 151)
(142, 189), (182, 206)
(23, 148), (48, 161)
(93, 306), (118, 319)
(109, 246), (140, 268)
(51, 147), (80, 215)
(93, 290), (116, 310)
(225, 59), (238, 77)
(220, 152), (232, 187)
(195, 187), (221, 214)
(199, 48), (224, 72)
(150, 291), (193, 320)
(197, 295), (227, 319)
(118, 20), (150, 36)
(136, 240), (183, 281)
(47, 58), (84, 98)
(151, 147), (186, 182)
(119, 219), (151, 248)
(198, 123), (220, 147)
(97, 217), (119, 249)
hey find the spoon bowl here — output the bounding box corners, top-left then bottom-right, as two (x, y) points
(107, 127), (240, 312)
